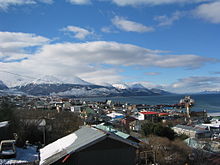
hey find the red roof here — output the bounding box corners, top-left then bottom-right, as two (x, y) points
(159, 113), (169, 116)
(140, 111), (159, 115)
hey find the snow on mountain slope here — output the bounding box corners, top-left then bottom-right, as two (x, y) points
(0, 88), (26, 96)
(112, 83), (129, 90)
(0, 80), (8, 90)
(150, 88), (170, 95)
(60, 76), (92, 85)
(0, 71), (92, 87)
(53, 87), (119, 97)
(31, 75), (91, 85)
(0, 71), (171, 97)
(0, 72), (31, 87)
(31, 75), (64, 84)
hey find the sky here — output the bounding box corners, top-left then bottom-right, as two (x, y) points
(0, 0), (220, 93)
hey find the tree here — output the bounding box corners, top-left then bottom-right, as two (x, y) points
(147, 136), (192, 165)
(14, 120), (43, 147)
(142, 122), (175, 140)
(0, 98), (14, 122)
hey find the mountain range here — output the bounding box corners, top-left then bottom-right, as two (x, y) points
(0, 80), (8, 90)
(0, 75), (171, 97)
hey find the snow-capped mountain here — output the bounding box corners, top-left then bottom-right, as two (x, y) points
(0, 80), (8, 90)
(30, 75), (92, 85)
(0, 74), (171, 97)
(60, 76), (92, 85)
(129, 83), (146, 89)
(199, 90), (220, 94)
(0, 72), (92, 87)
(31, 75), (64, 85)
(0, 75), (30, 87)
(150, 88), (171, 95)
(112, 83), (129, 90)
(53, 86), (120, 97)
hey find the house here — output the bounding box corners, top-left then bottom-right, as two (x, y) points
(94, 124), (141, 143)
(202, 119), (220, 133)
(70, 105), (82, 113)
(134, 111), (159, 122)
(62, 101), (72, 111)
(121, 116), (138, 131)
(107, 112), (124, 120)
(39, 126), (139, 165)
(173, 124), (211, 139)
(185, 138), (220, 153)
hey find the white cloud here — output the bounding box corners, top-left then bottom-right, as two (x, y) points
(67, 0), (91, 5)
(110, 0), (208, 6)
(0, 32), (218, 87)
(169, 76), (220, 93)
(194, 1), (220, 24)
(154, 11), (183, 26)
(0, 0), (35, 10)
(112, 16), (154, 32)
(61, 26), (94, 40)
(0, 31), (50, 61)
(38, 0), (53, 4)
(0, 0), (54, 10)
(101, 26), (118, 33)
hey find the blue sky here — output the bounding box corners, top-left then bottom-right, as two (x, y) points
(0, 0), (220, 93)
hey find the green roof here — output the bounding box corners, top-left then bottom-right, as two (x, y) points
(95, 124), (130, 139)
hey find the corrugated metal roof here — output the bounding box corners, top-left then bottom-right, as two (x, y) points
(40, 127), (105, 165)
(40, 126), (138, 165)
(94, 124), (130, 139)
(173, 124), (210, 133)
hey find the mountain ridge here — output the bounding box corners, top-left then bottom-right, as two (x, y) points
(0, 80), (8, 90)
(0, 75), (171, 97)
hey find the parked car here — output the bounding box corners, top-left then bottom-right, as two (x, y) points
(0, 140), (16, 159)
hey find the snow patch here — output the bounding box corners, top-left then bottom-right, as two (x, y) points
(52, 87), (119, 97)
(40, 133), (77, 165)
(0, 121), (9, 128)
(0, 146), (38, 164)
(112, 83), (129, 89)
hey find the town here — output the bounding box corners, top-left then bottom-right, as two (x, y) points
(0, 95), (219, 165)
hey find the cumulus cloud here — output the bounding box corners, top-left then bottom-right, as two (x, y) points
(61, 26), (94, 40)
(169, 76), (220, 93)
(0, 32), (218, 87)
(0, 31), (50, 62)
(67, 0), (91, 5)
(110, 0), (208, 6)
(112, 16), (154, 32)
(194, 1), (220, 24)
(154, 11), (183, 26)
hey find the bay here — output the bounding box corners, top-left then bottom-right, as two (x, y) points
(82, 94), (220, 113)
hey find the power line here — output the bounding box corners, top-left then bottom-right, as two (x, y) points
(0, 70), (36, 80)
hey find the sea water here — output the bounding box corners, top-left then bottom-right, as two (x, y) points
(82, 94), (220, 113)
